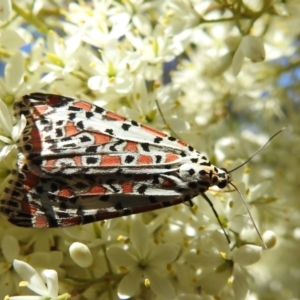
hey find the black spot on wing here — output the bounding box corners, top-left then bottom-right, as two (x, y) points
(77, 121), (84, 130)
(188, 169), (195, 175)
(80, 135), (92, 143)
(68, 113), (76, 120)
(56, 128), (63, 137)
(155, 155), (162, 163)
(40, 119), (50, 125)
(125, 155), (135, 163)
(122, 123), (131, 131)
(154, 137), (163, 143)
(24, 144), (33, 152)
(94, 106), (105, 114)
(105, 129), (114, 135)
(86, 145), (98, 153)
(68, 106), (81, 111)
(141, 143), (150, 152)
(86, 157), (98, 164)
(152, 175), (160, 184)
(100, 195), (110, 201)
(64, 143), (77, 148)
(137, 184), (147, 194)
(109, 140), (124, 152)
(85, 111), (94, 118)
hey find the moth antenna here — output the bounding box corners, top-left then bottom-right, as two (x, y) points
(155, 99), (180, 139)
(228, 127), (286, 174)
(201, 193), (231, 244)
(229, 181), (267, 249)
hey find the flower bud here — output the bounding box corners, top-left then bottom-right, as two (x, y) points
(262, 230), (277, 249)
(69, 242), (93, 268)
(240, 35), (265, 62)
(232, 35), (265, 75)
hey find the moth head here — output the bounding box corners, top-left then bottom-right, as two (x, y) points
(179, 164), (231, 190)
(215, 167), (231, 189)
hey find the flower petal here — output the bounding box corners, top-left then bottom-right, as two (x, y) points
(146, 269), (176, 300)
(211, 231), (230, 255)
(11, 114), (26, 143)
(118, 270), (142, 298)
(232, 264), (249, 300)
(107, 247), (137, 268)
(200, 267), (232, 295)
(130, 219), (149, 259)
(232, 45), (244, 76)
(2, 235), (19, 262)
(0, 29), (25, 51)
(0, 98), (13, 136)
(232, 245), (262, 266)
(13, 260), (48, 296)
(0, 0), (11, 22)
(41, 269), (58, 298)
(5, 52), (24, 91)
(148, 243), (179, 266)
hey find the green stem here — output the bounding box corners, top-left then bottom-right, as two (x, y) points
(12, 2), (48, 34)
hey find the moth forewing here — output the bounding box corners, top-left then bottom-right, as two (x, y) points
(0, 92), (281, 244)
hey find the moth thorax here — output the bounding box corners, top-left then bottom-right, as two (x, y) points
(179, 163), (213, 184)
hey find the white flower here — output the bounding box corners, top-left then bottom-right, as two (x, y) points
(186, 231), (262, 299)
(87, 46), (142, 96)
(11, 259), (70, 300)
(107, 219), (180, 299)
(63, 1), (130, 49)
(44, 30), (81, 76)
(0, 235), (64, 300)
(162, 0), (200, 39)
(0, 97), (26, 195)
(0, 99), (25, 143)
(232, 35), (265, 76)
(127, 24), (182, 64)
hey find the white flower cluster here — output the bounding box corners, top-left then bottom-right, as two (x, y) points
(0, 0), (298, 299)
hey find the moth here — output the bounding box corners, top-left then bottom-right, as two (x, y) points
(0, 93), (277, 233)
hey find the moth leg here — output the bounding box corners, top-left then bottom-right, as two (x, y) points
(201, 193), (230, 244)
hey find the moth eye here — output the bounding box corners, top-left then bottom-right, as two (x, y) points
(217, 180), (227, 189)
